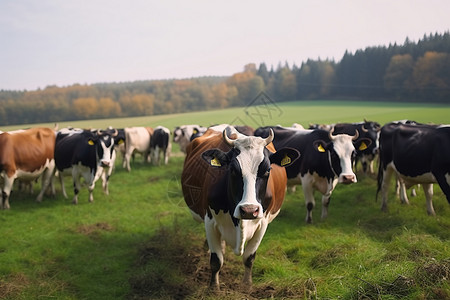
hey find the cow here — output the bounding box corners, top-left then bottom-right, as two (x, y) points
(332, 120), (381, 174)
(254, 126), (371, 224)
(376, 122), (449, 215)
(181, 125), (299, 290)
(93, 127), (124, 195)
(150, 126), (171, 165)
(113, 128), (126, 165)
(0, 127), (56, 209)
(54, 128), (117, 204)
(123, 127), (153, 171)
(173, 125), (207, 153)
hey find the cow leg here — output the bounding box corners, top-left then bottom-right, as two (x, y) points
(321, 195), (331, 219)
(36, 164), (55, 202)
(205, 217), (223, 290)
(381, 166), (395, 212)
(422, 183), (435, 216)
(242, 221), (267, 289)
(124, 148), (134, 172)
(72, 169), (81, 205)
(1, 177), (14, 209)
(59, 172), (68, 199)
(398, 178), (410, 205)
(302, 181), (315, 224)
(434, 172), (450, 204)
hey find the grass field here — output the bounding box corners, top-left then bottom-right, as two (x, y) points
(0, 100), (449, 299)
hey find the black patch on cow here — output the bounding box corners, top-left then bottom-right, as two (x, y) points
(307, 202), (314, 211)
(210, 252), (221, 286)
(244, 252), (256, 269)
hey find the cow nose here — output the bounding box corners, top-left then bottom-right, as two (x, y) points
(239, 205), (260, 219)
(341, 174), (355, 184)
(101, 161), (110, 167)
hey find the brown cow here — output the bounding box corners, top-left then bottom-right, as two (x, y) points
(181, 125), (299, 290)
(0, 127), (56, 209)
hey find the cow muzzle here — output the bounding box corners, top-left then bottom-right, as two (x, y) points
(236, 204), (262, 219)
(101, 160), (110, 167)
(339, 174), (356, 184)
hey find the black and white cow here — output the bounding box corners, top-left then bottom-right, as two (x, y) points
(173, 125), (207, 153)
(255, 126), (371, 223)
(150, 126), (171, 165)
(94, 127), (124, 195)
(377, 122), (449, 215)
(333, 120), (381, 174)
(54, 128), (117, 204)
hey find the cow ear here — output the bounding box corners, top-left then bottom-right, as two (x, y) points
(269, 147), (300, 167)
(354, 138), (372, 151)
(202, 149), (229, 168)
(313, 140), (328, 153)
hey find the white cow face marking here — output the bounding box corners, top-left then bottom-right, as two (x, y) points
(329, 135), (357, 184)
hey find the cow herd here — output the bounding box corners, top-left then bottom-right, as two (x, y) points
(1, 120), (449, 291)
(177, 121), (449, 290)
(0, 125), (171, 209)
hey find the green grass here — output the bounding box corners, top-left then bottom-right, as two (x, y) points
(0, 100), (449, 299)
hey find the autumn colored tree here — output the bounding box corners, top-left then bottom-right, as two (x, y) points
(408, 51), (450, 101)
(383, 54), (414, 98)
(73, 97), (99, 119)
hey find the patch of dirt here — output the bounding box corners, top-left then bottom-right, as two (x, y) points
(127, 224), (304, 299)
(0, 273), (30, 299)
(76, 222), (114, 236)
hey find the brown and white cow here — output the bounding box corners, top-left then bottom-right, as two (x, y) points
(181, 126), (299, 290)
(0, 127), (56, 209)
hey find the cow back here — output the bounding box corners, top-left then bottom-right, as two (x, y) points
(182, 129), (230, 220)
(0, 128), (55, 175)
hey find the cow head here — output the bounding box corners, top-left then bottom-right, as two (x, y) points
(202, 128), (299, 220)
(313, 129), (371, 184)
(95, 129), (118, 167)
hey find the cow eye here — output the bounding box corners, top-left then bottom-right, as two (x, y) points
(259, 166), (271, 178)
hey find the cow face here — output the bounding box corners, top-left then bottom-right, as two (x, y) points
(202, 129), (299, 220)
(314, 131), (371, 184)
(95, 130), (117, 167)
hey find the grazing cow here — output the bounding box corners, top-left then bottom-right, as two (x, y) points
(123, 127), (153, 171)
(255, 126), (371, 223)
(173, 125), (207, 153)
(0, 127), (56, 209)
(54, 128), (117, 204)
(333, 120), (381, 173)
(377, 122), (449, 215)
(181, 126), (299, 290)
(150, 126), (171, 165)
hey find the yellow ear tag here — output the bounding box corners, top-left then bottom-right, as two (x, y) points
(359, 141), (368, 151)
(88, 140), (95, 146)
(193, 129), (198, 134)
(317, 144), (326, 152)
(118, 139), (124, 145)
(281, 154), (291, 166)
(211, 157), (221, 167)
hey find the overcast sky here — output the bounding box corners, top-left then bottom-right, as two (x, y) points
(1, 0), (449, 91)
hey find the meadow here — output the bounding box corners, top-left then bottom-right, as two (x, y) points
(0, 100), (449, 299)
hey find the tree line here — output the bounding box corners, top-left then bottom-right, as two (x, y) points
(1, 32), (449, 126)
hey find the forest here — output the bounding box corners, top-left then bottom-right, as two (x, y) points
(0, 32), (449, 126)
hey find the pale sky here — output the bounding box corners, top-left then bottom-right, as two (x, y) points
(1, 0), (449, 91)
